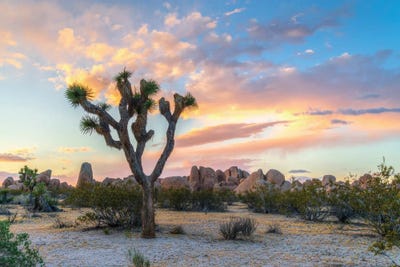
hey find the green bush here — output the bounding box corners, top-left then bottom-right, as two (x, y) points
(327, 181), (357, 223)
(157, 188), (226, 212)
(67, 183), (142, 228)
(0, 220), (44, 266)
(353, 161), (400, 242)
(157, 188), (192, 211)
(239, 185), (282, 214)
(295, 183), (329, 222)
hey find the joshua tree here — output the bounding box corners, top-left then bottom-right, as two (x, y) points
(65, 69), (196, 238)
(18, 165), (38, 207)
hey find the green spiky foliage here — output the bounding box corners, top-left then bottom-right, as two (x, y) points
(80, 115), (99, 135)
(18, 166), (38, 193)
(65, 83), (94, 107)
(65, 68), (197, 238)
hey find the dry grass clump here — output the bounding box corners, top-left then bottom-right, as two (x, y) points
(169, 225), (185, 235)
(266, 224), (282, 235)
(220, 217), (257, 240)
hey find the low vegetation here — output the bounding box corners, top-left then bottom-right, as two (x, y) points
(67, 183), (143, 228)
(0, 220), (44, 266)
(219, 217), (257, 240)
(157, 188), (226, 212)
(128, 248), (151, 267)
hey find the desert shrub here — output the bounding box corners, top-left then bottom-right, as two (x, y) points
(219, 217), (257, 240)
(157, 189), (226, 212)
(327, 181), (357, 223)
(353, 161), (400, 242)
(169, 225), (185, 235)
(0, 189), (11, 204)
(294, 183), (329, 222)
(239, 185), (283, 214)
(68, 183), (143, 228)
(0, 220), (44, 266)
(215, 189), (238, 205)
(128, 248), (150, 267)
(191, 190), (226, 212)
(266, 224), (283, 234)
(157, 188), (191, 211)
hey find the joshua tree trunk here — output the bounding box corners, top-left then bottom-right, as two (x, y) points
(141, 183), (155, 238)
(66, 69), (197, 238)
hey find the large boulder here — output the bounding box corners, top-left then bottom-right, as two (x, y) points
(266, 169), (285, 186)
(8, 182), (24, 191)
(189, 166), (217, 191)
(280, 181), (292, 192)
(322, 175), (336, 186)
(77, 162), (94, 188)
(59, 182), (70, 191)
(160, 176), (190, 190)
(189, 166), (201, 191)
(48, 178), (60, 190)
(199, 166), (217, 191)
(36, 169), (52, 185)
(2, 177), (14, 188)
(215, 169), (226, 183)
(234, 169), (265, 194)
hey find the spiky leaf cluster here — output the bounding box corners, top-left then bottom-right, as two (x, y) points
(65, 83), (94, 107)
(80, 116), (99, 135)
(114, 69), (132, 85)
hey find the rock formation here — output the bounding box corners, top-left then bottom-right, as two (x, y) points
(77, 162), (94, 188)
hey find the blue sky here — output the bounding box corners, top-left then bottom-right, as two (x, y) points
(0, 0), (399, 184)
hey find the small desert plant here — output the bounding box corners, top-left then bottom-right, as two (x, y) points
(53, 216), (74, 229)
(0, 220), (44, 266)
(128, 248), (151, 267)
(220, 217), (257, 240)
(169, 225), (185, 235)
(266, 224), (282, 234)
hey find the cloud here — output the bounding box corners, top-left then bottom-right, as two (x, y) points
(339, 107), (400, 116)
(331, 119), (350, 125)
(0, 153), (33, 162)
(58, 146), (92, 153)
(289, 169), (310, 174)
(225, 8), (245, 16)
(176, 121), (289, 147)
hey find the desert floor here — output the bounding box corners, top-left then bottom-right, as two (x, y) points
(3, 204), (400, 267)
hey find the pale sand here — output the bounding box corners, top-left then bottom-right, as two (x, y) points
(3, 204), (400, 267)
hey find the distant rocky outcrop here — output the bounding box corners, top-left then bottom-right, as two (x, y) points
(36, 169), (52, 185)
(322, 175), (336, 187)
(266, 169), (285, 186)
(2, 177), (14, 188)
(77, 162), (94, 188)
(234, 169), (265, 194)
(189, 166), (217, 191)
(160, 176), (190, 190)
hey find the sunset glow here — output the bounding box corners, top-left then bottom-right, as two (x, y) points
(1, 0), (399, 185)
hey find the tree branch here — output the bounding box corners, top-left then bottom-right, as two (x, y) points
(81, 100), (119, 130)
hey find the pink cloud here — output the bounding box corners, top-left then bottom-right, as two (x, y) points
(176, 121), (289, 147)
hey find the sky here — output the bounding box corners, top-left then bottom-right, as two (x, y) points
(0, 0), (400, 185)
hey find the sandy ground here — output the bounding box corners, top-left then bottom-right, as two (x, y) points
(3, 204), (400, 267)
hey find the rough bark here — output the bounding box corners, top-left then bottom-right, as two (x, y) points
(141, 182), (155, 238)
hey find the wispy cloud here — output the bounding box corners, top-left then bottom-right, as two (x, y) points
(225, 8), (245, 16)
(331, 119), (350, 125)
(0, 153), (33, 162)
(339, 107), (400, 116)
(58, 146), (92, 153)
(289, 169), (310, 174)
(176, 121), (289, 147)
